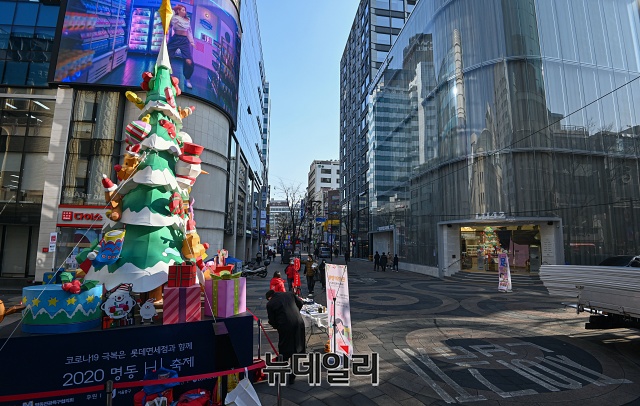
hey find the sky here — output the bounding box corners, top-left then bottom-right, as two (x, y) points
(255, 1), (360, 199)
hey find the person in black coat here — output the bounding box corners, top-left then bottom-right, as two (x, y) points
(319, 259), (326, 290)
(266, 290), (306, 383)
(380, 252), (388, 271)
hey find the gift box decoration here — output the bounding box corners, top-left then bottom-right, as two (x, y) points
(163, 285), (202, 324)
(204, 275), (246, 318)
(167, 262), (196, 287)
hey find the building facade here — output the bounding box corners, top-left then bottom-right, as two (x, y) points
(306, 159), (339, 247)
(367, 0), (640, 276)
(306, 159), (339, 207)
(340, 0), (416, 259)
(0, 0), (269, 280)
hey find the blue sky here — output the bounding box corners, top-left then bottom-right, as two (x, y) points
(255, 1), (359, 199)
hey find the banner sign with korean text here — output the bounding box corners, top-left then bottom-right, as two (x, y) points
(498, 253), (512, 292)
(325, 264), (353, 358)
(0, 315), (252, 405)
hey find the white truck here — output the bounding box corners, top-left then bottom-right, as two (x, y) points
(540, 256), (640, 329)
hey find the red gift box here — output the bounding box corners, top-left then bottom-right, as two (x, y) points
(167, 262), (196, 287)
(163, 285), (201, 324)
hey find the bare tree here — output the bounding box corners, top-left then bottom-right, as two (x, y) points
(275, 179), (308, 255)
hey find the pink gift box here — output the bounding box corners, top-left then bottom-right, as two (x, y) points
(163, 285), (202, 324)
(204, 277), (246, 318)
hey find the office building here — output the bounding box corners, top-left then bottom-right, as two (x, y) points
(340, 0), (416, 258)
(366, 0), (640, 276)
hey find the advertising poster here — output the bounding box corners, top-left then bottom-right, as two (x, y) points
(52, 0), (241, 124)
(325, 264), (353, 358)
(498, 253), (512, 292)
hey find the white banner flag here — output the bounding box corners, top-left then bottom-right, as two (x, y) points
(498, 253), (512, 292)
(325, 264), (353, 358)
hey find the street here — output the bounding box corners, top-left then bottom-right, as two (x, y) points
(247, 256), (640, 405)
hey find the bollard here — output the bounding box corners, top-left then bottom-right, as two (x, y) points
(104, 380), (113, 406)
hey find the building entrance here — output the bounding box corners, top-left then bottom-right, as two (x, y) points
(460, 224), (541, 273)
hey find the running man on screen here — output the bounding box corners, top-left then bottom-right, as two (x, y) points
(169, 5), (195, 89)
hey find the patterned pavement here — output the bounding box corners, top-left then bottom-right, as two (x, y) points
(1, 257), (639, 405)
(246, 256), (640, 406)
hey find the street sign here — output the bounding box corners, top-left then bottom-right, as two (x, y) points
(316, 217), (327, 222)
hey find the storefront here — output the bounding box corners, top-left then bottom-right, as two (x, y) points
(438, 216), (565, 277)
(54, 205), (106, 271)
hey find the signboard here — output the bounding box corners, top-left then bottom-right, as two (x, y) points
(49, 232), (58, 253)
(0, 316), (252, 405)
(325, 264), (353, 358)
(52, 0), (241, 125)
(498, 253), (512, 292)
(57, 205), (106, 228)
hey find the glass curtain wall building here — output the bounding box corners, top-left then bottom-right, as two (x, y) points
(340, 0), (416, 259)
(368, 0), (640, 275)
(226, 0), (269, 260)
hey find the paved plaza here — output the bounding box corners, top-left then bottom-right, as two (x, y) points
(1, 257), (640, 405)
(246, 256), (640, 405)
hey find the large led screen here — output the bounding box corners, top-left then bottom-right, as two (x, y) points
(53, 0), (241, 124)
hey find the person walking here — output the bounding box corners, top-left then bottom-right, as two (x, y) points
(380, 252), (388, 272)
(305, 255), (316, 295)
(314, 246), (319, 258)
(270, 271), (286, 292)
(284, 260), (296, 292)
(319, 259), (326, 290)
(256, 251), (262, 266)
(373, 251), (380, 271)
(393, 253), (399, 272)
(265, 290), (306, 384)
(345, 249), (350, 263)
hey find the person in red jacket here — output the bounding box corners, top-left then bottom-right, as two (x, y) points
(285, 260), (296, 292)
(269, 271), (286, 292)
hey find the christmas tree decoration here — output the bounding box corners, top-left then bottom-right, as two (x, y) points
(79, 0), (210, 294)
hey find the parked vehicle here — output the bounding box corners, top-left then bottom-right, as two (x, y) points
(319, 247), (331, 258)
(598, 255), (640, 267)
(241, 260), (270, 278)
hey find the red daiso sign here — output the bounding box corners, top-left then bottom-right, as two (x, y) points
(57, 205), (105, 228)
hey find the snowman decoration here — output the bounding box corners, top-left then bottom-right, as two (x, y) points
(139, 298), (158, 324)
(101, 283), (136, 320)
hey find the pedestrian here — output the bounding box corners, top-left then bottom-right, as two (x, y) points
(285, 260), (296, 292)
(314, 246), (319, 258)
(345, 249), (350, 263)
(393, 253), (399, 272)
(265, 289), (306, 384)
(256, 251), (262, 266)
(292, 268), (302, 296)
(380, 252), (387, 271)
(305, 255), (316, 295)
(373, 251), (380, 271)
(334, 247), (339, 257)
(319, 259), (326, 290)
(270, 271), (286, 292)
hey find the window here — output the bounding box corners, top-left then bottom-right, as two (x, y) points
(373, 15), (390, 27)
(321, 178), (331, 183)
(62, 91), (123, 205)
(321, 168), (331, 174)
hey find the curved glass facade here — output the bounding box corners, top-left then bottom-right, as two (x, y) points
(368, 0), (640, 267)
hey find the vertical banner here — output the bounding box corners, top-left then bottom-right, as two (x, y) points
(325, 264), (353, 358)
(498, 253), (512, 292)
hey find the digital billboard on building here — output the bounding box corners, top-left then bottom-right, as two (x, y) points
(51, 0), (241, 125)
